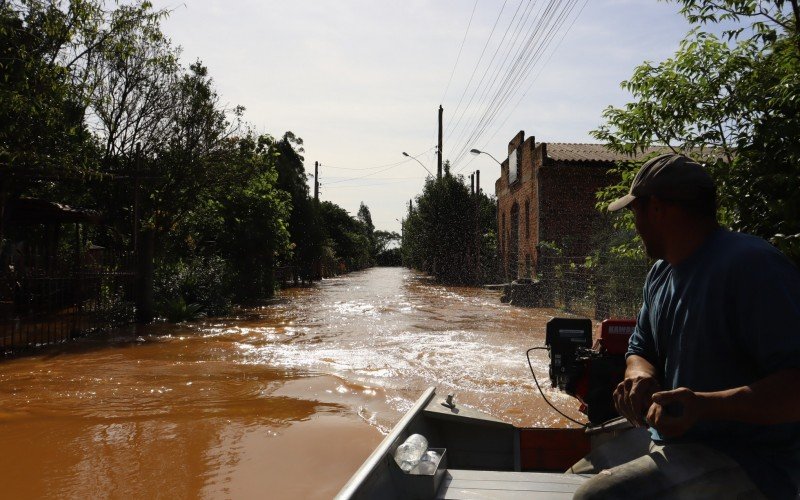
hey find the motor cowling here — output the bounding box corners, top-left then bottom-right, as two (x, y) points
(545, 318), (636, 425)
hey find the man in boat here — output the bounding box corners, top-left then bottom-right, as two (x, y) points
(572, 154), (800, 499)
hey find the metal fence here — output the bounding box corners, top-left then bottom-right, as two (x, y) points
(538, 255), (650, 319)
(0, 245), (135, 353)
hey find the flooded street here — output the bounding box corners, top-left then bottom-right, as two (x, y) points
(0, 267), (585, 499)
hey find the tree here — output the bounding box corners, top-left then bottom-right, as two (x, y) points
(273, 132), (324, 281)
(214, 134), (291, 299)
(318, 201), (373, 273)
(593, 0), (800, 264)
(401, 167), (499, 284)
(0, 1), (99, 238)
(356, 202), (376, 265)
(374, 230), (400, 256)
(86, 3), (178, 164)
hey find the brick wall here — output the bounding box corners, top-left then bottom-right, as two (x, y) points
(538, 162), (615, 259)
(495, 132), (617, 281)
(496, 132), (539, 279)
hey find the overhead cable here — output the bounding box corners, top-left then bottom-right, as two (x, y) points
(440, 0), (480, 105)
(451, 0), (566, 167)
(478, 0), (589, 151)
(444, 0), (510, 137)
(445, 0), (533, 148)
(451, 0), (585, 170)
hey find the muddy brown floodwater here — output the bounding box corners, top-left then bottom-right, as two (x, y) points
(0, 267), (587, 499)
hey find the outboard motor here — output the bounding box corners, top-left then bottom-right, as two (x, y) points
(545, 317), (636, 425)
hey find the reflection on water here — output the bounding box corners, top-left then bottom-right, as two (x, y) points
(0, 267), (585, 499)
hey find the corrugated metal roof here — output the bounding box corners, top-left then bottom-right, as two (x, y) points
(545, 143), (669, 163)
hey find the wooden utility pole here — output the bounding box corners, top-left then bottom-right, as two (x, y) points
(470, 173), (475, 195)
(437, 105), (443, 179)
(476, 170), (481, 195)
(314, 161), (319, 201)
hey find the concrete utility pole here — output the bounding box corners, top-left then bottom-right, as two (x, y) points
(437, 105), (443, 179)
(314, 161), (319, 201)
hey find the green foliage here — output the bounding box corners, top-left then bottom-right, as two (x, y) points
(318, 200), (375, 273)
(374, 230), (400, 257)
(401, 169), (501, 284)
(159, 297), (205, 323)
(0, 1), (98, 186)
(2, 0), (386, 328)
(154, 255), (232, 317)
(376, 247), (402, 266)
(273, 132), (325, 279)
(593, 0), (800, 264)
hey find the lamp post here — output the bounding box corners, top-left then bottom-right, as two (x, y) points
(402, 152), (434, 177)
(470, 148), (502, 166)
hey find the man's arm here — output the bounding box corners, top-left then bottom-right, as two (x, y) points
(613, 354), (661, 427)
(646, 368), (800, 437)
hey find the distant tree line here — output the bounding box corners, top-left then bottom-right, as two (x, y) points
(401, 163), (501, 285)
(1, 0), (384, 321)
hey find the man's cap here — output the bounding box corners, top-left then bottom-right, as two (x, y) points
(607, 153), (714, 212)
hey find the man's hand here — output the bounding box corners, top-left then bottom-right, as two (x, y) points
(646, 387), (702, 438)
(613, 374), (660, 427)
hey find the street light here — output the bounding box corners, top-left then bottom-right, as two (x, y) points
(470, 148), (502, 166)
(402, 152), (434, 176)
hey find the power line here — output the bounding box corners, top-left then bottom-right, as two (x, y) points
(454, 0), (581, 167)
(448, 0), (560, 165)
(446, 0), (541, 160)
(445, 0), (528, 143)
(450, 0), (565, 167)
(451, 0), (584, 170)
(440, 0), (480, 105)
(323, 179), (422, 189)
(321, 146), (435, 185)
(478, 0), (588, 152)
(444, 0), (510, 138)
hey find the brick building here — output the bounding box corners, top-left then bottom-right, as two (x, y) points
(495, 131), (660, 280)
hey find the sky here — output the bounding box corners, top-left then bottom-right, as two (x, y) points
(149, 0), (693, 233)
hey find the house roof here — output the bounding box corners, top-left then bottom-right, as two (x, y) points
(545, 143), (669, 163)
(7, 197), (103, 225)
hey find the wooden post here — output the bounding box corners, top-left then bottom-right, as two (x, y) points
(437, 105), (443, 179)
(314, 161), (319, 201)
(133, 143), (141, 256)
(135, 228), (155, 323)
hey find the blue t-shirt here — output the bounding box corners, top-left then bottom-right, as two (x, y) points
(627, 228), (800, 498)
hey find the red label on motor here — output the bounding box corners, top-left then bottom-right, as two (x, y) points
(598, 319), (636, 355)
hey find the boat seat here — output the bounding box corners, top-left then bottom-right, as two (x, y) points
(436, 469), (592, 499)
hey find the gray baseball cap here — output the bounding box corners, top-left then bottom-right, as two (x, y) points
(607, 153), (714, 212)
